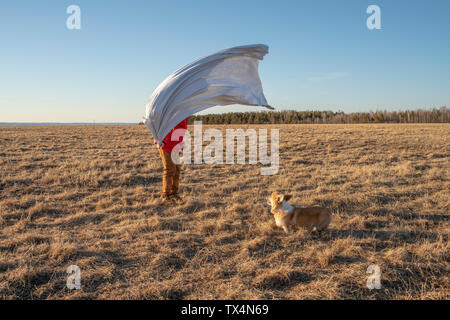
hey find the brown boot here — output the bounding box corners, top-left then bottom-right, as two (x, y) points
(168, 193), (183, 204)
(156, 194), (174, 205)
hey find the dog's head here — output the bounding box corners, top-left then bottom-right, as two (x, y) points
(267, 192), (292, 213)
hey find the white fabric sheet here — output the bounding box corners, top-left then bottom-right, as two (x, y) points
(143, 44), (272, 146)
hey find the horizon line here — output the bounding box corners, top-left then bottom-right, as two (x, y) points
(1, 106), (447, 126)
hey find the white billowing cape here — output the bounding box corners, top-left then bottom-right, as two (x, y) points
(144, 44), (272, 146)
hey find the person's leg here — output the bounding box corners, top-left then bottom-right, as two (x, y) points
(171, 164), (181, 195)
(158, 148), (176, 198)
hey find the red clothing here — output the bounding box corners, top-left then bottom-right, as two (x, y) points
(154, 118), (188, 152)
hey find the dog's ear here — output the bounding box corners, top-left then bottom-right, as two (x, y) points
(284, 194), (292, 201)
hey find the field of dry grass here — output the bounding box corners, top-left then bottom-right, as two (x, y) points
(0, 123), (448, 299)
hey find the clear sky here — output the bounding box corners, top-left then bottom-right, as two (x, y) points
(1, 0), (449, 122)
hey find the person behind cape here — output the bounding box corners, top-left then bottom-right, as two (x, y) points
(145, 44), (271, 205)
(153, 117), (189, 203)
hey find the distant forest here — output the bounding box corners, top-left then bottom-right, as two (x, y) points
(188, 107), (449, 124)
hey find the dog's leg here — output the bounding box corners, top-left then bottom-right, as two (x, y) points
(282, 225), (289, 233)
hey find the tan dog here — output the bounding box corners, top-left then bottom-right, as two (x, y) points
(267, 192), (332, 233)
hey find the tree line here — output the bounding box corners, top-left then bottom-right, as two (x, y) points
(188, 107), (449, 124)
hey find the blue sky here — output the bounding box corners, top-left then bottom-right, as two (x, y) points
(1, 0), (449, 122)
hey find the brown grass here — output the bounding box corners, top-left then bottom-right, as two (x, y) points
(0, 124), (448, 299)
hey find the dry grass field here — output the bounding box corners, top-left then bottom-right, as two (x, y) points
(0, 123), (448, 300)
